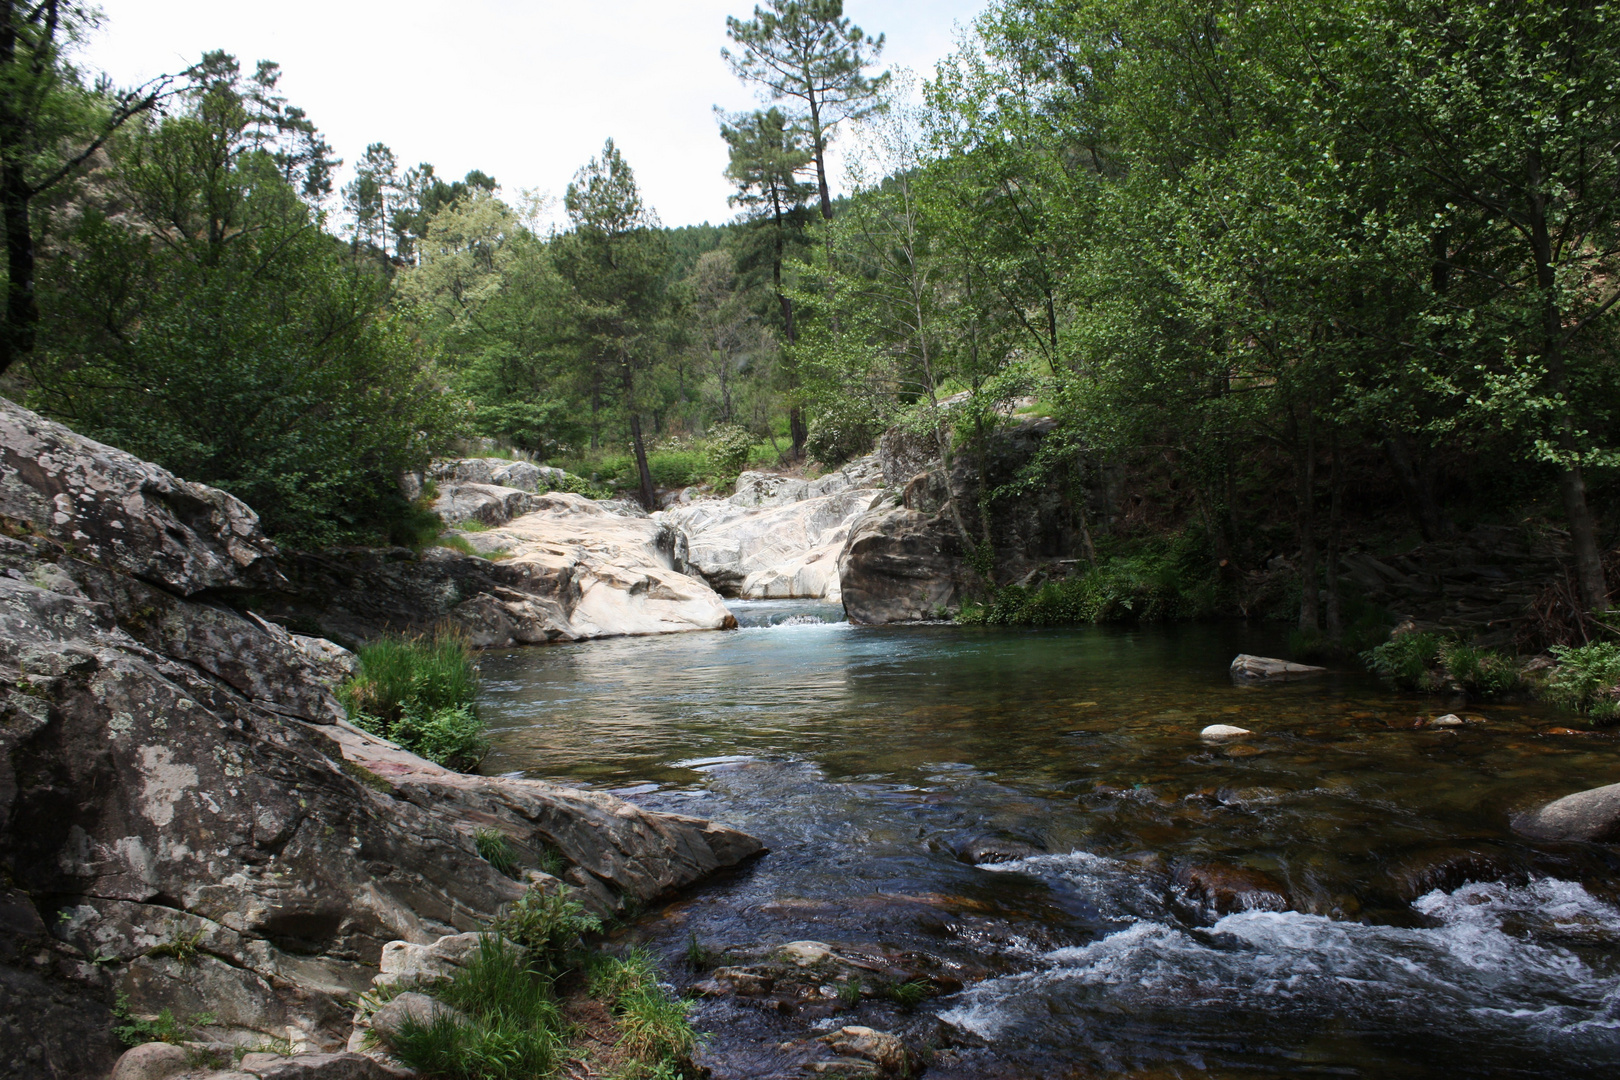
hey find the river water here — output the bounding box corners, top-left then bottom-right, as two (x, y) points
(478, 601), (1620, 1078)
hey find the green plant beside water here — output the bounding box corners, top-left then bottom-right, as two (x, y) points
(339, 631), (489, 771)
(959, 548), (1218, 627)
(588, 949), (701, 1078)
(1361, 632), (1521, 698)
(1545, 641), (1620, 723)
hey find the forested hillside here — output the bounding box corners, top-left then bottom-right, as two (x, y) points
(3, 0), (1618, 645)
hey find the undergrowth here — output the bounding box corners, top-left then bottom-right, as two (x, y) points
(382, 886), (700, 1080)
(958, 546), (1218, 626)
(1544, 641), (1620, 723)
(1361, 631), (1521, 698)
(339, 629), (489, 771)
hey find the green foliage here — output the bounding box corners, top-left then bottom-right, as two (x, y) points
(683, 931), (722, 973)
(959, 549), (1217, 627)
(387, 937), (564, 1080)
(1546, 642), (1620, 723)
(836, 977), (864, 1006)
(878, 979), (935, 1011)
(340, 631), (488, 771)
(113, 994), (216, 1047)
(1363, 632), (1444, 691)
(1362, 632), (1520, 698)
(474, 829), (520, 879)
(590, 950), (699, 1075)
(436, 534), (482, 557)
(490, 885), (602, 973)
(146, 925), (205, 966)
(703, 424), (755, 484)
(27, 57), (460, 549)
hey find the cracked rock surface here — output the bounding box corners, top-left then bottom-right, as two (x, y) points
(0, 397), (763, 1078)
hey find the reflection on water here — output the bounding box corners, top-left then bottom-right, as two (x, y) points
(479, 606), (1620, 1078)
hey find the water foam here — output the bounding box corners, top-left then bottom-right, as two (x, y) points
(943, 862), (1620, 1058)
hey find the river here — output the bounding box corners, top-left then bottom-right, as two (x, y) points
(478, 601), (1620, 1078)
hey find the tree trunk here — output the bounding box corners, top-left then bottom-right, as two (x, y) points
(1528, 147), (1609, 613)
(623, 365), (656, 512)
(1325, 436), (1344, 641)
(0, 160), (36, 378)
(788, 406), (807, 461)
(1296, 416), (1320, 633)
(807, 91), (833, 221)
(1382, 431), (1453, 541)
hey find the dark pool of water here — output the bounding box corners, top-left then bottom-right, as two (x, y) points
(478, 607), (1620, 1078)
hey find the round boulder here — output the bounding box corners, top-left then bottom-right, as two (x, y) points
(1513, 782), (1620, 843)
(110, 1043), (190, 1080)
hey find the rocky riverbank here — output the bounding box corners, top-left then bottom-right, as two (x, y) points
(0, 398), (762, 1078)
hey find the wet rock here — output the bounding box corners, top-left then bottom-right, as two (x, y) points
(823, 1026), (909, 1075)
(1175, 863), (1290, 917)
(707, 965), (776, 995)
(1428, 713), (1466, 728)
(1200, 724), (1253, 738)
(1513, 781), (1620, 843)
(1230, 654), (1328, 682)
(955, 835), (1042, 865)
(110, 1042), (191, 1080)
(369, 992), (463, 1045)
(1386, 847), (1522, 902)
(778, 941), (835, 967)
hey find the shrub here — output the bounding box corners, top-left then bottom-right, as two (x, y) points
(490, 885), (602, 973)
(340, 631), (488, 771)
(1439, 641), (1521, 697)
(703, 424), (755, 484)
(113, 994), (215, 1046)
(1362, 631), (1443, 690)
(1545, 641), (1620, 722)
(387, 936), (565, 1080)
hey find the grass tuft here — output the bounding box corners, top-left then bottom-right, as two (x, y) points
(340, 629), (489, 771)
(475, 829), (521, 879)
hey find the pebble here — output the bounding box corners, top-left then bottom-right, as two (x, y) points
(1200, 724), (1253, 738)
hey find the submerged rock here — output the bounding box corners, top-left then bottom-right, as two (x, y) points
(1513, 781), (1620, 843)
(1175, 863), (1291, 918)
(1230, 654), (1329, 682)
(823, 1026), (909, 1075)
(1200, 724), (1254, 739)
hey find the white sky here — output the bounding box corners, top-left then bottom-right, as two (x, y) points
(80, 1), (987, 228)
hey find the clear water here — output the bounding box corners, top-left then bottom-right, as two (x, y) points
(478, 604), (1620, 1078)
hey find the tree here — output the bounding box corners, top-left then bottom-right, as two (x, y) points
(556, 139), (669, 510)
(25, 52), (457, 548)
(343, 141), (400, 264)
(723, 0), (888, 221)
(0, 0), (169, 377)
(720, 105), (815, 453)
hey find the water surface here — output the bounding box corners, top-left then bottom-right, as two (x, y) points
(479, 606), (1620, 1078)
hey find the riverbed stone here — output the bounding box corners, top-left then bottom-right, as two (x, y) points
(1428, 713), (1466, 727)
(1200, 724), (1253, 738)
(823, 1026), (908, 1075)
(778, 941), (836, 967)
(1513, 781), (1620, 843)
(1175, 864), (1291, 917)
(1230, 654), (1328, 682)
(368, 992), (463, 1047)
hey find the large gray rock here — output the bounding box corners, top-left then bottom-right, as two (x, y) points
(660, 482), (881, 601)
(0, 399), (764, 1072)
(1230, 654), (1329, 682)
(837, 506), (966, 624)
(368, 991), (462, 1044)
(432, 482), (544, 527)
(1514, 782), (1620, 843)
(0, 397), (281, 595)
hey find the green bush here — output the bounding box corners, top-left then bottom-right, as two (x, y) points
(703, 424), (755, 483)
(1362, 631), (1443, 690)
(1545, 641), (1620, 722)
(490, 885), (602, 973)
(387, 936), (564, 1080)
(340, 631), (488, 771)
(1439, 641), (1521, 697)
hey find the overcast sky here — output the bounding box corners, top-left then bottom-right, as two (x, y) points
(80, 1), (988, 228)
